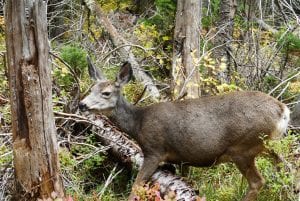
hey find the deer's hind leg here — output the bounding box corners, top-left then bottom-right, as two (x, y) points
(233, 155), (265, 201)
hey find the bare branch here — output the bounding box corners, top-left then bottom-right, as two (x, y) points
(268, 70), (300, 95)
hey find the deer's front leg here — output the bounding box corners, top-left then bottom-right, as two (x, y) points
(128, 156), (161, 200)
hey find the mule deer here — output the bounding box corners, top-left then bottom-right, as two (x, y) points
(79, 59), (290, 201)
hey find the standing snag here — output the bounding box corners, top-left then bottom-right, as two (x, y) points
(5, 0), (64, 200)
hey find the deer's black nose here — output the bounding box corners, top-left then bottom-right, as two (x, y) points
(78, 102), (88, 112)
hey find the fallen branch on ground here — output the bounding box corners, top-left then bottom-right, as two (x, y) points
(55, 111), (200, 200)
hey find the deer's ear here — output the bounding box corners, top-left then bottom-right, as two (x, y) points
(116, 62), (132, 86)
(87, 56), (105, 81)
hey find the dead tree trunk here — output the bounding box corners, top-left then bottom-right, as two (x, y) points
(4, 1), (64, 200)
(172, 0), (201, 99)
(214, 0), (237, 82)
(291, 97), (300, 128)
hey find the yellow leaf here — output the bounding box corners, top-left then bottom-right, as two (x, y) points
(219, 63), (227, 71)
(61, 66), (68, 74)
(162, 36), (170, 41)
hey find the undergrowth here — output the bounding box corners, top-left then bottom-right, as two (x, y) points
(57, 132), (299, 201)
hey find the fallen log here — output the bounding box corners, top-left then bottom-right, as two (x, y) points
(55, 111), (200, 200)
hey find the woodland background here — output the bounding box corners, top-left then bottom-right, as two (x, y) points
(0, 0), (300, 200)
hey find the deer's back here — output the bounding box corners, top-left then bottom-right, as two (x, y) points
(136, 91), (288, 166)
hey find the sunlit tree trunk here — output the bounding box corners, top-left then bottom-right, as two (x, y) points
(5, 0), (64, 200)
(172, 0), (201, 99)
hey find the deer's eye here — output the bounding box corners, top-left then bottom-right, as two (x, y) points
(101, 92), (111, 97)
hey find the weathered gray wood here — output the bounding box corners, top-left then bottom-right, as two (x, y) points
(213, 0), (237, 82)
(291, 97), (300, 127)
(5, 0), (64, 200)
(172, 0), (201, 99)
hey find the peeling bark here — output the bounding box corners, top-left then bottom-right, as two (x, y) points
(5, 1), (64, 200)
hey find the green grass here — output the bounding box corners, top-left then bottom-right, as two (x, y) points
(61, 133), (299, 201)
(189, 133), (299, 201)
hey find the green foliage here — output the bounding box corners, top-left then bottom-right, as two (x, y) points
(97, 0), (133, 12)
(262, 74), (278, 92)
(133, 22), (172, 81)
(276, 32), (300, 52)
(60, 44), (87, 75)
(190, 133), (299, 201)
(141, 0), (176, 32)
(52, 45), (87, 90)
(60, 134), (113, 200)
(123, 82), (145, 104)
(0, 53), (8, 95)
(135, 0), (175, 58)
(201, 0), (220, 29)
(70, 136), (106, 172)
(134, 24), (160, 49)
(0, 143), (12, 165)
(60, 148), (76, 170)
(0, 104), (11, 128)
(198, 53), (244, 95)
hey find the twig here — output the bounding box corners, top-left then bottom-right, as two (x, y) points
(276, 82), (290, 99)
(0, 151), (13, 159)
(54, 111), (90, 120)
(49, 51), (80, 89)
(76, 146), (111, 164)
(0, 95), (9, 104)
(254, 17), (278, 34)
(58, 140), (99, 149)
(100, 44), (154, 64)
(98, 164), (123, 198)
(268, 70), (300, 95)
(286, 100), (300, 106)
(134, 86), (147, 105)
(0, 133), (12, 136)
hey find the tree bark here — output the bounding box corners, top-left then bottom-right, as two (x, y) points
(5, 1), (64, 200)
(172, 0), (201, 99)
(84, 0), (160, 99)
(213, 0), (237, 82)
(291, 97), (300, 128)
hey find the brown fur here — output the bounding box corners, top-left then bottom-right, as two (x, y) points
(79, 62), (290, 201)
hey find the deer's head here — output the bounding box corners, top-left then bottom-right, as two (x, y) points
(79, 56), (132, 114)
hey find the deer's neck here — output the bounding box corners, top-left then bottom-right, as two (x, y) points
(110, 96), (140, 139)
